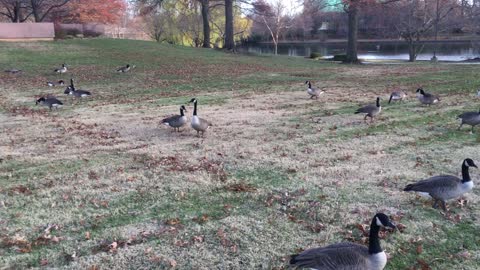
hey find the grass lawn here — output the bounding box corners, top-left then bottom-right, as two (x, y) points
(1, 39), (480, 269)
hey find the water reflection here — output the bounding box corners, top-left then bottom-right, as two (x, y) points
(239, 41), (480, 61)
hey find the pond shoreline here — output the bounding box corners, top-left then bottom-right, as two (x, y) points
(256, 37), (480, 45)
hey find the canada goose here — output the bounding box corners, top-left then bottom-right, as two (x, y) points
(290, 213), (396, 270)
(388, 90), (407, 104)
(355, 97), (382, 123)
(47, 81), (55, 87)
(416, 88), (439, 105)
(457, 109), (480, 133)
(117, 64), (133, 73)
(188, 98), (212, 137)
(4, 69), (22, 74)
(404, 158), (477, 211)
(54, 64), (67, 73)
(161, 105), (188, 132)
(35, 97), (63, 110)
(58, 80), (65, 86)
(64, 79), (91, 98)
(305, 81), (325, 99)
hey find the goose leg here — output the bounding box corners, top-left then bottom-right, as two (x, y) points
(457, 123), (463, 131)
(363, 115), (368, 123)
(196, 130), (200, 137)
(471, 126), (474, 133)
(432, 199), (439, 209)
(440, 200), (447, 211)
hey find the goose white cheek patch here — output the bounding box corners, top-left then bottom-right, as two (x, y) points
(376, 217), (383, 226)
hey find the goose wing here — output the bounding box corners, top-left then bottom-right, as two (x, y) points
(76, 90), (91, 95)
(404, 175), (460, 193)
(199, 117), (212, 127)
(355, 104), (376, 114)
(45, 97), (63, 105)
(458, 112), (479, 120)
(161, 115), (182, 124)
(291, 242), (369, 270)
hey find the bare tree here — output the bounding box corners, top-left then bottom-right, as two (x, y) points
(28, 0), (71, 22)
(394, 0), (457, 62)
(0, 0), (30, 22)
(252, 0), (292, 55)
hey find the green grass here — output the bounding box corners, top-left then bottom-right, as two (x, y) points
(1, 39), (480, 269)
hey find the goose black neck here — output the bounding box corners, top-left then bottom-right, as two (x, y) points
(376, 98), (380, 107)
(193, 101), (197, 116)
(462, 163), (471, 183)
(308, 82), (311, 88)
(368, 219), (382, 254)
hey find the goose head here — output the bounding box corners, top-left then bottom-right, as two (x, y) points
(58, 80), (65, 86)
(376, 97), (381, 107)
(126, 64), (130, 68)
(64, 86), (73, 94)
(189, 98), (197, 104)
(416, 88), (425, 96)
(180, 105), (187, 112)
(35, 97), (46, 105)
(373, 213), (396, 230)
(463, 158), (478, 168)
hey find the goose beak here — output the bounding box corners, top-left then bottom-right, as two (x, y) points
(387, 221), (396, 230)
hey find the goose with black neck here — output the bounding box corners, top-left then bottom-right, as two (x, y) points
(188, 98), (212, 137)
(290, 213), (396, 270)
(404, 158), (477, 211)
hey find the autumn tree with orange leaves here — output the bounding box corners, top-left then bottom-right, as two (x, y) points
(58, 0), (126, 24)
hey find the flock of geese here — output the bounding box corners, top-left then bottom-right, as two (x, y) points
(4, 64), (480, 269)
(288, 81), (479, 269)
(29, 63), (133, 110)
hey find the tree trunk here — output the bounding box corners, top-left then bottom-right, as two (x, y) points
(224, 0), (235, 50)
(200, 0), (210, 48)
(14, 1), (21, 23)
(408, 42), (416, 62)
(31, 0), (41, 22)
(345, 3), (359, 63)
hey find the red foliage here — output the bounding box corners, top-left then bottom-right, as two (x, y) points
(60, 0), (126, 24)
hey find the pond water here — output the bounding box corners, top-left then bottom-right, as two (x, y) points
(238, 41), (480, 61)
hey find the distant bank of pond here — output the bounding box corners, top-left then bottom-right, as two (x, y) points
(238, 40), (480, 61)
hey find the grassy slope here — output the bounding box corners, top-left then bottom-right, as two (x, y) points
(0, 39), (480, 269)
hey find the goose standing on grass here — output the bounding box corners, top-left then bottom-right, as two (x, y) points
(117, 64), (133, 73)
(416, 88), (439, 105)
(355, 97), (382, 123)
(4, 69), (22, 74)
(161, 105), (188, 132)
(290, 213), (396, 270)
(388, 90), (407, 104)
(457, 109), (480, 133)
(305, 80), (325, 99)
(36, 97), (63, 111)
(404, 158), (477, 211)
(64, 78), (92, 98)
(54, 64), (67, 73)
(188, 98), (212, 137)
